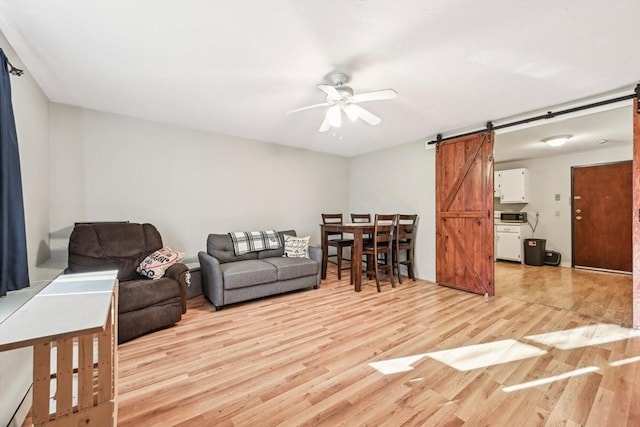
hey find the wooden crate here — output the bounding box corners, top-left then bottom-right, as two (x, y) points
(32, 285), (117, 426)
(0, 271), (118, 427)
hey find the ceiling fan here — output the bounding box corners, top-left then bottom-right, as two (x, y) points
(287, 72), (397, 132)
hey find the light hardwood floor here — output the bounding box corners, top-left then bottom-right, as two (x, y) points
(117, 267), (640, 426)
(495, 261), (633, 327)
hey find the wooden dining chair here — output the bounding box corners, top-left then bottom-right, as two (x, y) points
(362, 214), (396, 292)
(321, 213), (353, 280)
(350, 213), (371, 223)
(394, 214), (418, 284)
(350, 213), (372, 242)
(349, 213), (371, 279)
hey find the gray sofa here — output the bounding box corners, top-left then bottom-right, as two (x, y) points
(198, 230), (321, 310)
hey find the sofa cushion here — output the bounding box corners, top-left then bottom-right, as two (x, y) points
(262, 257), (319, 281)
(207, 233), (258, 263)
(221, 260), (278, 290)
(67, 222), (163, 281)
(118, 277), (181, 313)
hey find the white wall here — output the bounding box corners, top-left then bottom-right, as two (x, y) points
(496, 144), (632, 266)
(349, 140), (436, 281)
(0, 34), (50, 426)
(50, 105), (349, 256)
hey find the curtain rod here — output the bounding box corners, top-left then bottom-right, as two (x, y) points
(427, 84), (640, 146)
(6, 58), (23, 76)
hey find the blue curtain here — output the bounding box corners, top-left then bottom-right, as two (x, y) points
(0, 48), (29, 296)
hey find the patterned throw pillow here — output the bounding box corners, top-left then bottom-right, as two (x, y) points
(137, 247), (185, 279)
(283, 235), (310, 258)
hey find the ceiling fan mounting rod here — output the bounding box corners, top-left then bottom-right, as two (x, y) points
(330, 72), (349, 86)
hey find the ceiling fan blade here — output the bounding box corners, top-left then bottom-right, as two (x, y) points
(319, 113), (331, 132)
(286, 103), (330, 114)
(317, 84), (342, 100)
(349, 89), (397, 104)
(348, 104), (382, 126)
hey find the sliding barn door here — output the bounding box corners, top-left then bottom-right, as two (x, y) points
(436, 132), (494, 296)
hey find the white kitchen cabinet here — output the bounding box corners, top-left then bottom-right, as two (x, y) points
(495, 224), (530, 262)
(498, 168), (529, 203)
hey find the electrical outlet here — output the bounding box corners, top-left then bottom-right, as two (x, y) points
(555, 211), (560, 216)
(555, 194), (561, 201)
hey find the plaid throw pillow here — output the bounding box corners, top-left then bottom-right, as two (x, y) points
(229, 230), (281, 256)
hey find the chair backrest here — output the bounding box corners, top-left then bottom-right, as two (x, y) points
(396, 214), (418, 248)
(350, 213), (371, 224)
(66, 222), (163, 281)
(372, 214), (396, 248)
(322, 213), (345, 240)
(351, 213), (372, 239)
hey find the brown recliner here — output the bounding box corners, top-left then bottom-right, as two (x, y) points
(65, 222), (188, 344)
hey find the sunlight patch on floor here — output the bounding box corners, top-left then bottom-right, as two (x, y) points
(425, 339), (546, 371)
(525, 323), (640, 350)
(368, 323), (640, 377)
(369, 354), (428, 375)
(503, 366), (599, 393)
(609, 355), (640, 367)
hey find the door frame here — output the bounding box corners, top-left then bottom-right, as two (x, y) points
(632, 94), (640, 328)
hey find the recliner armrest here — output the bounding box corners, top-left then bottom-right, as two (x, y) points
(165, 262), (189, 314)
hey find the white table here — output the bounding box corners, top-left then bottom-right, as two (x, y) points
(0, 271), (119, 426)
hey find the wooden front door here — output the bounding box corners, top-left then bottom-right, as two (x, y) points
(572, 161), (632, 272)
(436, 132), (494, 296)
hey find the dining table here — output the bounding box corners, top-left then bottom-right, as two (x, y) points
(320, 222), (375, 292)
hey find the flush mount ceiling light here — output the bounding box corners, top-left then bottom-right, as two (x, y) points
(541, 135), (572, 147)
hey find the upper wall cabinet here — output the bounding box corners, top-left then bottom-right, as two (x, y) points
(495, 168), (529, 203)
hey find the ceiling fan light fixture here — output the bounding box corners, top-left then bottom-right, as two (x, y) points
(326, 105), (342, 128)
(344, 104), (360, 122)
(542, 135), (572, 147)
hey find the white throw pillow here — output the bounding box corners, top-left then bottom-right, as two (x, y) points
(283, 235), (310, 258)
(137, 247), (185, 279)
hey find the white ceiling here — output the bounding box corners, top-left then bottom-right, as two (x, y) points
(0, 1), (638, 157)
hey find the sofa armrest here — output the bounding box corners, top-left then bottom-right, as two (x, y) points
(308, 246), (322, 287)
(308, 245), (322, 262)
(198, 251), (224, 309)
(165, 262), (189, 314)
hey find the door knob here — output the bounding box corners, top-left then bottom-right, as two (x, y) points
(575, 209), (581, 214)
(576, 216), (582, 221)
